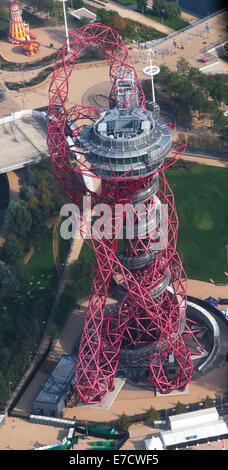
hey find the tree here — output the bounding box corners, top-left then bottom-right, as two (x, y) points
(176, 58), (190, 77)
(3, 234), (24, 264)
(30, 0), (39, 12)
(118, 412), (131, 431)
(202, 396), (215, 409)
(188, 66), (202, 85)
(97, 8), (112, 25)
(27, 196), (39, 209)
(145, 406), (160, 424)
(5, 201), (32, 244)
(223, 42), (228, 57)
(153, 0), (166, 17)
(108, 14), (126, 34)
(0, 6), (9, 21)
(136, 0), (147, 14)
(166, 71), (185, 97)
(0, 261), (18, 299)
(207, 75), (228, 106)
(49, 2), (64, 24)
(190, 89), (210, 119)
(174, 401), (186, 415)
(153, 0), (180, 20)
(68, 249), (95, 298)
(157, 64), (170, 84)
(53, 281), (77, 330)
(72, 0), (84, 9)
(11, 264), (29, 291)
(38, 0), (54, 18)
(48, 321), (60, 339)
(166, 1), (180, 20)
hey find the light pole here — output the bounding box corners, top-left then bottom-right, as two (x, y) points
(221, 395), (224, 411)
(29, 351), (33, 366)
(161, 8), (164, 24)
(8, 380), (13, 399)
(21, 65), (25, 110)
(143, 48), (160, 103)
(58, 0), (70, 53)
(85, 420), (88, 438)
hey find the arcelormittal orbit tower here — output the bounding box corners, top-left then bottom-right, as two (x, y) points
(47, 24), (204, 404)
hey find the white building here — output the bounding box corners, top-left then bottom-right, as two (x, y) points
(70, 8), (96, 23)
(0, 415), (5, 428)
(145, 408), (228, 450)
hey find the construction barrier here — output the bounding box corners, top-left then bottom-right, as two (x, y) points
(30, 414), (75, 428)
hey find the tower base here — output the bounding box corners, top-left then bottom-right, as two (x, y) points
(116, 298), (221, 389)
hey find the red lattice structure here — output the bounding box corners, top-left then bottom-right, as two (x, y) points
(47, 24), (197, 404)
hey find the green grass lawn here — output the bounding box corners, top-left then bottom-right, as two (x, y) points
(128, 19), (166, 42)
(4, 227), (59, 317)
(27, 236), (55, 277)
(145, 13), (189, 31)
(166, 164), (228, 284)
(113, 0), (137, 5)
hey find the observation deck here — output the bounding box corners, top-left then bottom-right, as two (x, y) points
(79, 104), (171, 179)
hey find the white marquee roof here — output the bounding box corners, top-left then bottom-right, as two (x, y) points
(161, 420), (228, 448)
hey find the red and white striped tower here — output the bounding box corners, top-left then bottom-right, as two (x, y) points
(8, 2), (26, 44)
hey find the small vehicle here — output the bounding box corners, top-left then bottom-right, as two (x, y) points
(201, 56), (208, 62)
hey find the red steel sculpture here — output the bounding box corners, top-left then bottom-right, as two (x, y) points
(47, 24), (202, 404)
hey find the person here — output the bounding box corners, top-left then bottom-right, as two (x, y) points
(49, 43), (53, 49)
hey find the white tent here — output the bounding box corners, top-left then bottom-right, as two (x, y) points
(161, 420), (228, 448)
(144, 436), (164, 450)
(221, 308), (228, 318)
(169, 407), (218, 430)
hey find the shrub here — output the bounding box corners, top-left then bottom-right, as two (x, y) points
(145, 406), (160, 424)
(118, 413), (132, 431)
(174, 401), (187, 415)
(202, 396), (214, 409)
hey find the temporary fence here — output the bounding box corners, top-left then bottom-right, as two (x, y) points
(8, 338), (52, 417)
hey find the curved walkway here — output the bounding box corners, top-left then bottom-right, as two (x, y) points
(187, 279), (228, 310)
(180, 153), (228, 168)
(53, 216), (62, 278)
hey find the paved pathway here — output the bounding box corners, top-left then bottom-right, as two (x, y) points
(83, 0), (173, 35)
(147, 9), (228, 71)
